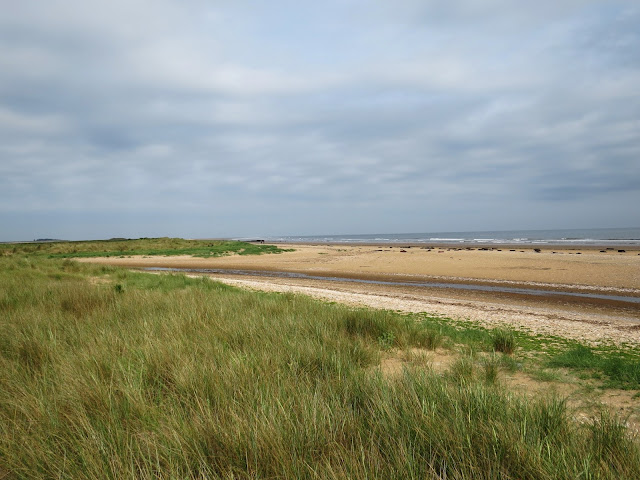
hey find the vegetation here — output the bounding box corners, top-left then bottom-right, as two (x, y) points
(1, 251), (640, 478)
(491, 328), (517, 355)
(548, 345), (640, 390)
(413, 312), (640, 390)
(0, 237), (292, 258)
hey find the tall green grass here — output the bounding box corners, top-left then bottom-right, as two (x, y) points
(491, 328), (517, 355)
(1, 256), (639, 478)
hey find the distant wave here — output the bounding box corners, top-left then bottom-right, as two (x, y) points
(261, 227), (640, 247)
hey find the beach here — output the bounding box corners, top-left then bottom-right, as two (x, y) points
(79, 243), (640, 345)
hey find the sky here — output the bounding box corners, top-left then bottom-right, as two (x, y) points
(1, 0), (639, 241)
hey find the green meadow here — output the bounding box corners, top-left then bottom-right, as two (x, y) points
(1, 241), (640, 479)
(1, 237), (291, 258)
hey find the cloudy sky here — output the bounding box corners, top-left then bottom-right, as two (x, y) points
(1, 1), (639, 240)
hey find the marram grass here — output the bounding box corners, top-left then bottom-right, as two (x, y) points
(1, 256), (639, 479)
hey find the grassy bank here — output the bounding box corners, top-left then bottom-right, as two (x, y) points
(0, 237), (291, 258)
(1, 255), (639, 479)
(410, 313), (640, 390)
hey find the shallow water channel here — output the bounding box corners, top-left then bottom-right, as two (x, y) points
(143, 267), (640, 306)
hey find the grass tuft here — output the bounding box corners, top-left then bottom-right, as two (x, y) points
(482, 354), (500, 385)
(491, 328), (517, 354)
(449, 355), (475, 382)
(413, 328), (443, 350)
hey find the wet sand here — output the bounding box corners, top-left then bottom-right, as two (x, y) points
(79, 243), (640, 345)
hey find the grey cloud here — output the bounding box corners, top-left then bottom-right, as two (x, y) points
(536, 173), (640, 202)
(1, 0), (638, 239)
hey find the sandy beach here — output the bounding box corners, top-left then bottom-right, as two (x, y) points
(80, 243), (640, 345)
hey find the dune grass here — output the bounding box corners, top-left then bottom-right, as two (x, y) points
(0, 237), (291, 258)
(413, 312), (640, 390)
(548, 345), (640, 390)
(490, 329), (517, 355)
(1, 255), (640, 478)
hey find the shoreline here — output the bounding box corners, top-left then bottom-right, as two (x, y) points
(265, 241), (640, 259)
(142, 266), (640, 304)
(267, 240), (640, 250)
(78, 242), (640, 345)
(80, 242), (640, 289)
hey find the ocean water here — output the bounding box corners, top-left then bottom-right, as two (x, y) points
(264, 227), (640, 246)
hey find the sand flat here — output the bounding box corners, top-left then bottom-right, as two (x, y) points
(79, 243), (640, 291)
(79, 243), (640, 345)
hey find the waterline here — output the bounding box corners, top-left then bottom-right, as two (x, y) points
(144, 267), (640, 306)
(255, 227), (640, 247)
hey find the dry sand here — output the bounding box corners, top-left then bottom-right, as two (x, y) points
(80, 243), (640, 346)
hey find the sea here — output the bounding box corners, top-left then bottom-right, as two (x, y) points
(260, 227), (640, 247)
